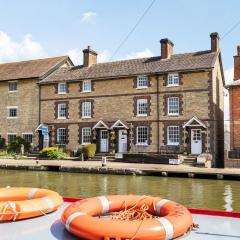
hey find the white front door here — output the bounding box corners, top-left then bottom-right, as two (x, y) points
(118, 130), (128, 153)
(191, 129), (202, 154)
(100, 130), (109, 152)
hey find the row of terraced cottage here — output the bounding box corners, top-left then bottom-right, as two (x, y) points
(0, 32), (225, 167)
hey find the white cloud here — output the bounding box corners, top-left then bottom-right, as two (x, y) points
(126, 48), (154, 60)
(0, 31), (45, 63)
(81, 11), (97, 23)
(224, 68), (233, 122)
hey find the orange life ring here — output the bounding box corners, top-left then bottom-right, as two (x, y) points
(0, 187), (63, 221)
(62, 195), (193, 240)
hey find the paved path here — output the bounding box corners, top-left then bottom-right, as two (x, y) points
(0, 159), (240, 179)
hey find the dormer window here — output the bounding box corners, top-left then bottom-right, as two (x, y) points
(167, 73), (179, 86)
(137, 76), (148, 89)
(83, 80), (92, 92)
(58, 82), (67, 94)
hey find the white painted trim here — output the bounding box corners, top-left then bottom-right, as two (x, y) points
(110, 120), (129, 129)
(7, 106), (18, 109)
(183, 116), (207, 128)
(93, 120), (109, 129)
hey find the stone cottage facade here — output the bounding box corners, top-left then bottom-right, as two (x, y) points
(0, 56), (73, 146)
(39, 33), (224, 167)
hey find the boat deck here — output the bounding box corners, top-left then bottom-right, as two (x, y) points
(1, 202), (240, 240)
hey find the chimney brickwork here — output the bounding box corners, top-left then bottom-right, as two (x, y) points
(234, 46), (240, 80)
(210, 32), (219, 52)
(83, 46), (98, 67)
(160, 38), (174, 59)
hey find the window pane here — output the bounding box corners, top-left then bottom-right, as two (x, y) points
(168, 97), (179, 115)
(82, 127), (91, 143)
(58, 83), (67, 93)
(167, 74), (179, 86)
(57, 128), (67, 144)
(137, 99), (148, 116)
(8, 134), (16, 143)
(83, 80), (92, 92)
(23, 134), (33, 144)
(137, 76), (148, 88)
(58, 103), (66, 118)
(9, 82), (17, 91)
(9, 108), (17, 117)
(82, 102), (91, 118)
(137, 126), (148, 144)
(167, 126), (179, 145)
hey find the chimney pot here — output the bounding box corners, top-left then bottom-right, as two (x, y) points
(83, 46), (98, 67)
(160, 38), (174, 59)
(210, 32), (220, 52)
(237, 46), (240, 56)
(234, 46), (240, 80)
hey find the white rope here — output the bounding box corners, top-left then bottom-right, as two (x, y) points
(0, 201), (18, 221)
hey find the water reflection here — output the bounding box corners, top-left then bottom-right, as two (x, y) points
(224, 185), (233, 212)
(0, 170), (239, 211)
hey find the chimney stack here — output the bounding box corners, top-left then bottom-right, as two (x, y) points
(234, 46), (240, 80)
(210, 32), (220, 52)
(83, 46), (97, 67)
(160, 38), (174, 59)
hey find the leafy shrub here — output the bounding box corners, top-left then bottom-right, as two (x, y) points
(8, 136), (31, 154)
(82, 144), (96, 159)
(38, 147), (67, 160)
(0, 150), (15, 158)
(0, 137), (6, 149)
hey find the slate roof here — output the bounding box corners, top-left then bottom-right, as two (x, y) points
(40, 50), (218, 84)
(0, 56), (70, 81)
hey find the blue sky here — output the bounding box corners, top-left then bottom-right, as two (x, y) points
(0, 0), (239, 120)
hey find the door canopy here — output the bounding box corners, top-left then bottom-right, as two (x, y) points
(183, 116), (206, 129)
(110, 120), (129, 129)
(93, 120), (109, 130)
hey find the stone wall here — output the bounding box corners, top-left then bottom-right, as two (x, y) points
(0, 79), (39, 145)
(40, 70), (220, 155)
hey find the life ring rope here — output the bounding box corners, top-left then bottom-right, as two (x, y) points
(62, 195), (193, 240)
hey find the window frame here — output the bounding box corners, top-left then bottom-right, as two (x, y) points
(167, 73), (179, 87)
(137, 76), (148, 89)
(22, 133), (33, 144)
(7, 106), (18, 119)
(82, 102), (92, 118)
(137, 99), (148, 116)
(167, 126), (180, 145)
(136, 126), (148, 145)
(7, 133), (17, 143)
(82, 80), (92, 93)
(58, 82), (67, 94)
(167, 97), (179, 116)
(82, 127), (92, 144)
(57, 103), (67, 119)
(57, 128), (67, 144)
(8, 81), (18, 92)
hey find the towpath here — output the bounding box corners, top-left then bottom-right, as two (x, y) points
(0, 159), (239, 179)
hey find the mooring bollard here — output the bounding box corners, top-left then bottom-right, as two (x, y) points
(102, 156), (107, 167)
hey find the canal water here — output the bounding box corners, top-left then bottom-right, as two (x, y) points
(0, 169), (239, 212)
